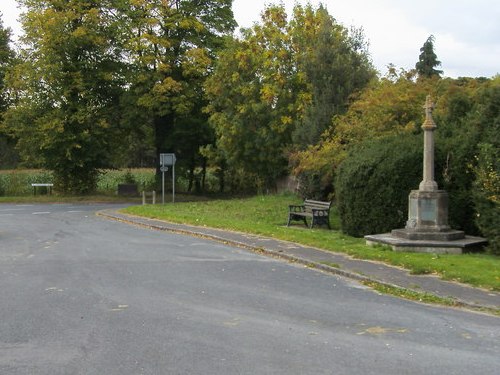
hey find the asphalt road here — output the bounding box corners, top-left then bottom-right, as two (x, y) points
(0, 203), (499, 375)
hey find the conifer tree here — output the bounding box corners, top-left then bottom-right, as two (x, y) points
(415, 35), (443, 78)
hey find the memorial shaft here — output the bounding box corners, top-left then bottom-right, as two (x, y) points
(419, 95), (438, 191)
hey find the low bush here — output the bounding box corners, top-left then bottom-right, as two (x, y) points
(97, 169), (156, 194)
(335, 134), (422, 237)
(473, 143), (500, 254)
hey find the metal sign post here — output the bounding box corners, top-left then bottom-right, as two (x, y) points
(159, 153), (176, 204)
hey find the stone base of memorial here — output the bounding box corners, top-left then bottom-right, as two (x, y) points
(392, 190), (464, 241)
(366, 190), (487, 254)
(365, 233), (488, 254)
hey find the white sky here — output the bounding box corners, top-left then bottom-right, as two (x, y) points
(1, 0), (499, 78)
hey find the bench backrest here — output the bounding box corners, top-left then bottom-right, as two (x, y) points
(303, 199), (331, 213)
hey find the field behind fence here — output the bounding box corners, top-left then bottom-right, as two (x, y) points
(0, 169), (157, 196)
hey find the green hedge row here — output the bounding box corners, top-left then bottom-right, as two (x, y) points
(335, 134), (422, 237)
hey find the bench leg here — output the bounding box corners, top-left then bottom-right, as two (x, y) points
(311, 216), (330, 229)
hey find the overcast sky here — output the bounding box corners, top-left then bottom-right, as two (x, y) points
(1, 0), (499, 78)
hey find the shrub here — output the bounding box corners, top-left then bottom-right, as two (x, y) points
(96, 169), (156, 194)
(295, 171), (332, 201)
(472, 143), (500, 255)
(435, 129), (481, 235)
(335, 134), (422, 237)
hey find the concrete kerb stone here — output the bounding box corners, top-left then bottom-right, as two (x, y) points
(97, 209), (499, 313)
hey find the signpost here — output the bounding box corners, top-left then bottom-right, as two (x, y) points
(159, 153), (176, 204)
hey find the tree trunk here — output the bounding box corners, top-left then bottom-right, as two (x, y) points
(154, 113), (175, 178)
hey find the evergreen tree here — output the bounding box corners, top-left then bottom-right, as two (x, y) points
(292, 8), (374, 147)
(415, 35), (443, 78)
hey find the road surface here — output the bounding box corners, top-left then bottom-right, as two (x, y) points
(0, 204), (498, 374)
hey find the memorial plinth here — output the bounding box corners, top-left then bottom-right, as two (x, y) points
(391, 190), (465, 241)
(365, 96), (487, 254)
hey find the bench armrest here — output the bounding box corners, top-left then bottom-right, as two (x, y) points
(289, 205), (305, 213)
(311, 208), (329, 216)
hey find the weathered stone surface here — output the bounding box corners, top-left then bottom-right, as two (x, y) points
(405, 190), (452, 232)
(365, 233), (488, 254)
(391, 228), (465, 241)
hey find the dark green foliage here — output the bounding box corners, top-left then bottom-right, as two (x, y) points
(292, 16), (375, 147)
(435, 129), (480, 235)
(6, 0), (127, 194)
(296, 171), (332, 201)
(474, 191), (500, 255)
(0, 14), (14, 114)
(0, 15), (18, 169)
(470, 84), (500, 254)
(415, 35), (443, 78)
(335, 134), (422, 237)
(436, 79), (500, 238)
(0, 136), (19, 168)
(121, 0), (236, 179)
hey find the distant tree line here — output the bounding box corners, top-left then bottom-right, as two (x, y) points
(0, 1), (375, 193)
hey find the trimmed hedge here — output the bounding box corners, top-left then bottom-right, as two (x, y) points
(473, 143), (500, 254)
(335, 134), (422, 237)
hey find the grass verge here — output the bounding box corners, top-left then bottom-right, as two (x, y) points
(364, 281), (500, 316)
(123, 194), (500, 292)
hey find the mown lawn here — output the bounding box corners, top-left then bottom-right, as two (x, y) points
(123, 194), (500, 291)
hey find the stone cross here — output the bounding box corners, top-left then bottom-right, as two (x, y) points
(419, 95), (438, 191)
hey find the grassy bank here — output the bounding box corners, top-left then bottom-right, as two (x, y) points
(123, 194), (500, 291)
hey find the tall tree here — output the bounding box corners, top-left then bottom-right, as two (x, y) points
(415, 35), (443, 78)
(4, 0), (126, 193)
(0, 14), (14, 115)
(120, 0), (235, 177)
(205, 4), (374, 188)
(0, 13), (18, 168)
(291, 6), (375, 147)
(205, 5), (306, 189)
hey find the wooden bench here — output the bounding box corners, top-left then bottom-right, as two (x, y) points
(287, 199), (331, 229)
